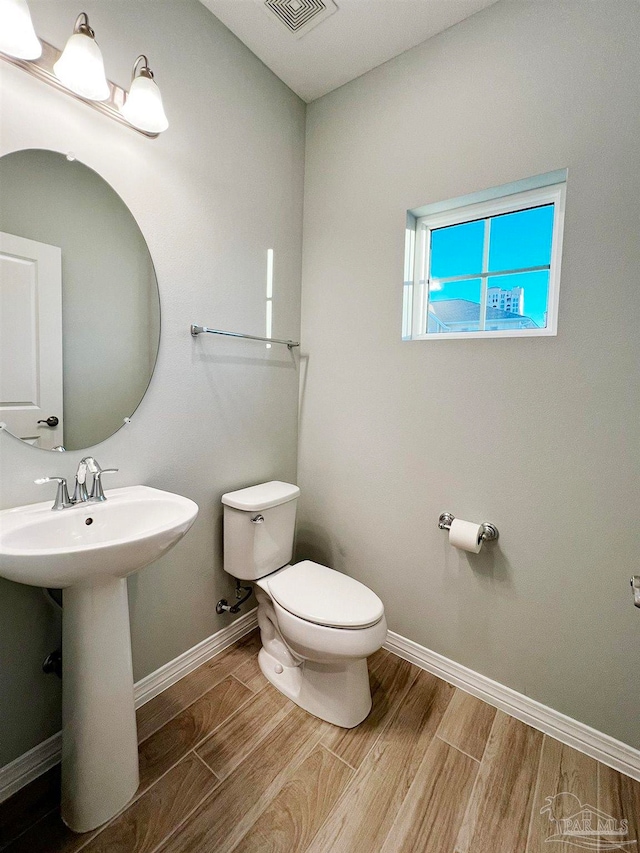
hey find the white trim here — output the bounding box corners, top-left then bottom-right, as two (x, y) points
(7, 612), (637, 804)
(410, 168), (568, 219)
(415, 183), (562, 230)
(134, 607), (258, 708)
(0, 608), (258, 804)
(0, 732), (62, 804)
(384, 630), (640, 783)
(407, 326), (558, 341)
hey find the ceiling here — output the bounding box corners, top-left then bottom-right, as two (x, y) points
(199, 0), (498, 103)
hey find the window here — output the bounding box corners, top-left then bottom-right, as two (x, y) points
(403, 172), (566, 340)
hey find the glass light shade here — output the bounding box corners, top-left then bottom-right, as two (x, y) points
(53, 31), (109, 101)
(0, 0), (41, 59)
(122, 74), (168, 133)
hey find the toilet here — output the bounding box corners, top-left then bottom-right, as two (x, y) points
(222, 481), (387, 728)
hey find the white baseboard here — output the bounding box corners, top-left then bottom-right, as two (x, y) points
(384, 630), (640, 783)
(0, 732), (62, 806)
(0, 608), (258, 804)
(4, 614), (638, 804)
(134, 608), (258, 708)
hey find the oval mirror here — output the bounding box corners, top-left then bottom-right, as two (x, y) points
(0, 149), (160, 451)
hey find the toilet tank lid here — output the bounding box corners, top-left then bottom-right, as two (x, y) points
(221, 481), (300, 511)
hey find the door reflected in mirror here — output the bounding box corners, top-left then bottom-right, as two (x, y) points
(0, 149), (160, 451)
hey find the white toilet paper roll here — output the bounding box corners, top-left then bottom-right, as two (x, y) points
(449, 518), (483, 553)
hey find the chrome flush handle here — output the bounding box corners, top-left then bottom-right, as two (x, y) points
(631, 576), (640, 609)
(251, 514), (265, 524)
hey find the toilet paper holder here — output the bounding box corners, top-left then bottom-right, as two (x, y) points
(438, 512), (499, 542)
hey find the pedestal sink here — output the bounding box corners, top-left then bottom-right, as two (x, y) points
(0, 485), (198, 833)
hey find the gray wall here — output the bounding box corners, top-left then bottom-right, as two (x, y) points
(0, 0), (304, 767)
(298, 0), (640, 747)
(0, 149), (159, 450)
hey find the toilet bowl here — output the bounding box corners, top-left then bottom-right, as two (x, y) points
(221, 482), (387, 728)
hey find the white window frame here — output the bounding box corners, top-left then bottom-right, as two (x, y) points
(405, 180), (566, 341)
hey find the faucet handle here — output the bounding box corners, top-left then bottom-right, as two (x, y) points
(72, 460), (89, 503)
(84, 457), (100, 474)
(90, 468), (119, 502)
(34, 477), (72, 511)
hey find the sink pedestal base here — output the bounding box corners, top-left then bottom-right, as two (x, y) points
(61, 576), (139, 833)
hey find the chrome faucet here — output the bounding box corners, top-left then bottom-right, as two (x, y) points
(35, 457), (119, 510)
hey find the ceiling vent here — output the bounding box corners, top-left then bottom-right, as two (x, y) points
(263, 0), (338, 38)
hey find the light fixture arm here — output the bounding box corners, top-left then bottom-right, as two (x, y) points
(74, 12), (95, 39)
(132, 54), (154, 80)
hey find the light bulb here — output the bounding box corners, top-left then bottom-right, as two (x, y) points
(0, 0), (41, 60)
(121, 55), (168, 134)
(53, 13), (109, 101)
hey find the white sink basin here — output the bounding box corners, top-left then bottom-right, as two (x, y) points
(0, 484), (198, 834)
(0, 485), (198, 587)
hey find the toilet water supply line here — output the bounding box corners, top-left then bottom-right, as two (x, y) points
(216, 579), (253, 615)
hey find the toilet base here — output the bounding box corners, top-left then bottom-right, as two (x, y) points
(258, 646), (372, 728)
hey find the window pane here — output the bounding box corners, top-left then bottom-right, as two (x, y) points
(488, 204), (554, 272)
(485, 271), (550, 330)
(428, 278), (481, 333)
(429, 219), (484, 279)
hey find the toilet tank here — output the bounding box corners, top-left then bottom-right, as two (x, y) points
(221, 481), (300, 580)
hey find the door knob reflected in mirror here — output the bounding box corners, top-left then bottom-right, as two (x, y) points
(37, 416), (59, 427)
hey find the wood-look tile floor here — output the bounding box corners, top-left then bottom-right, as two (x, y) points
(1, 630), (638, 853)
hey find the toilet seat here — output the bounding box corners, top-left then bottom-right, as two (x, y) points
(264, 560), (384, 629)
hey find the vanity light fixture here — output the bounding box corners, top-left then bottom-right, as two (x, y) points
(121, 55), (168, 134)
(53, 13), (109, 101)
(0, 3), (168, 137)
(0, 0), (41, 59)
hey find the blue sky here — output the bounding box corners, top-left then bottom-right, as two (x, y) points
(429, 205), (554, 327)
